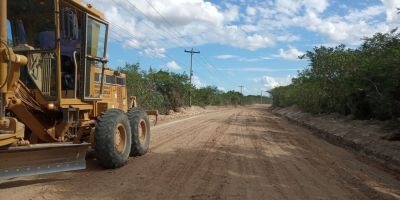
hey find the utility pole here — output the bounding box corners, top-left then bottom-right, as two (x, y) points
(238, 85), (244, 105)
(260, 90), (268, 104)
(184, 48), (200, 107)
(238, 85), (244, 95)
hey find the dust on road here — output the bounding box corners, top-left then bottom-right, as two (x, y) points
(1, 105), (399, 200)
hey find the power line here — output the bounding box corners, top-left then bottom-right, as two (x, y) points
(110, 25), (187, 71)
(143, 0), (190, 46)
(238, 85), (244, 95)
(123, 0), (188, 47)
(109, 0), (183, 49)
(109, 0), (224, 89)
(192, 57), (223, 87)
(184, 48), (200, 107)
(141, 0), (226, 88)
(106, 0), (189, 70)
(196, 55), (234, 89)
(113, 1), (195, 67)
(109, 25), (186, 68)
(260, 90), (268, 104)
(127, 0), (218, 77)
(199, 55), (217, 71)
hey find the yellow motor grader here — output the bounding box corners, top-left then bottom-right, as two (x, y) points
(0, 0), (156, 179)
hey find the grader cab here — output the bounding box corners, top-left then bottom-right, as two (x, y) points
(0, 0), (155, 179)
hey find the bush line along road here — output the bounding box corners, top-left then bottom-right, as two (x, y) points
(0, 105), (399, 200)
(270, 31), (400, 121)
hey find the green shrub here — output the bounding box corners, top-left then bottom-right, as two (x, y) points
(270, 30), (400, 120)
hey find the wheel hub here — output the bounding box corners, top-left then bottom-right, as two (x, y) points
(138, 119), (147, 144)
(114, 124), (126, 153)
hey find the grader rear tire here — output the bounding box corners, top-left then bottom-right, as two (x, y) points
(95, 109), (132, 169)
(128, 108), (151, 156)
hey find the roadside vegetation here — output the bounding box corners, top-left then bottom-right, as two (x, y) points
(270, 30), (400, 120)
(120, 63), (271, 114)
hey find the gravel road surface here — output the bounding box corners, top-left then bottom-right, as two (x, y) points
(1, 105), (399, 200)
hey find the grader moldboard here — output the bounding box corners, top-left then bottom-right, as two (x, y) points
(0, 0), (158, 179)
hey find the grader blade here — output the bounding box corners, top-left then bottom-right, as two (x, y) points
(0, 143), (89, 179)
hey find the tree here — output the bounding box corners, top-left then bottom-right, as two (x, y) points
(270, 30), (400, 120)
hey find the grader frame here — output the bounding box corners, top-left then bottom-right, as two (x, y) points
(0, 0), (156, 179)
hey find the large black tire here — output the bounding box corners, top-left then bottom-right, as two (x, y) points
(128, 108), (151, 156)
(95, 109), (132, 168)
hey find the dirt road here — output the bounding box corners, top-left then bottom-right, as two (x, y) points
(1, 105), (400, 200)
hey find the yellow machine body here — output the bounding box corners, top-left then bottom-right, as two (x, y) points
(0, 0), (152, 179)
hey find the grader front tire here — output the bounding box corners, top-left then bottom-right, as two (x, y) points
(95, 109), (132, 169)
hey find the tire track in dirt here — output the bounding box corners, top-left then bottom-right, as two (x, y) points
(150, 119), (214, 150)
(143, 110), (238, 199)
(165, 112), (236, 199)
(241, 110), (289, 200)
(151, 111), (237, 151)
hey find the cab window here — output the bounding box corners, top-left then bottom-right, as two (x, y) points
(8, 0), (56, 50)
(86, 17), (107, 58)
(84, 16), (108, 99)
(6, 19), (13, 46)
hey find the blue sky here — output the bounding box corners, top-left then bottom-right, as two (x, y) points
(84, 0), (400, 95)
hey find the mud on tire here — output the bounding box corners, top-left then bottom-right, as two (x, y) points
(128, 108), (151, 156)
(95, 109), (132, 169)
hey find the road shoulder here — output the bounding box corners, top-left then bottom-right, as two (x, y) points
(270, 106), (400, 173)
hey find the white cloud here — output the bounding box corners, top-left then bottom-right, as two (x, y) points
(261, 76), (280, 89)
(137, 0), (225, 27)
(215, 54), (238, 60)
(274, 46), (304, 60)
(166, 61), (182, 70)
(124, 39), (141, 49)
(217, 67), (300, 72)
(246, 6), (257, 16)
(243, 34), (274, 50)
(192, 75), (204, 88)
(302, 0), (329, 13)
(382, 0), (400, 23)
(215, 54), (262, 62)
(291, 4), (389, 43)
(84, 0), (276, 51)
(238, 57), (262, 62)
(275, 0), (302, 15)
(261, 56), (272, 60)
(85, 0), (400, 53)
(274, 0), (329, 16)
(345, 6), (385, 22)
(223, 4), (240, 22)
(259, 75), (294, 90)
(276, 35), (300, 42)
(142, 47), (166, 58)
(241, 24), (260, 33)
